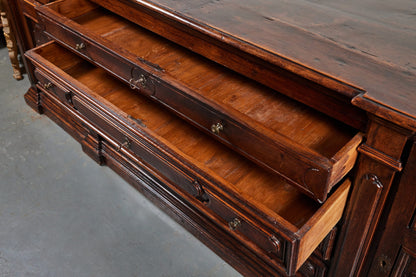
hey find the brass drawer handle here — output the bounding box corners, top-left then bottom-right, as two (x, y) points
(43, 82), (53, 89)
(228, 218), (241, 231)
(129, 74), (147, 90)
(75, 42), (86, 50)
(211, 122), (223, 135)
(137, 75), (147, 87)
(116, 137), (131, 152)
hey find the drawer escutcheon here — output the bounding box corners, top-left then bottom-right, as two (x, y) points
(43, 82), (53, 89)
(75, 42), (86, 50)
(116, 137), (131, 152)
(228, 218), (242, 231)
(129, 75), (147, 90)
(211, 122), (224, 135)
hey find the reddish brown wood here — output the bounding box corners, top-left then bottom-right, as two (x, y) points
(25, 41), (353, 275)
(13, 0), (416, 276)
(35, 2), (363, 202)
(19, 0), (39, 23)
(26, 81), (276, 276)
(329, 118), (413, 277)
(365, 142), (416, 276)
(91, 0), (416, 132)
(90, 0), (369, 131)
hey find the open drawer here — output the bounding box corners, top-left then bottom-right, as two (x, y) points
(26, 41), (351, 275)
(36, 0), (362, 202)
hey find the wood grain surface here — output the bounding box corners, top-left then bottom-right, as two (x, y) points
(106, 0), (416, 128)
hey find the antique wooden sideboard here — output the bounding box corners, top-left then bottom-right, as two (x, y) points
(7, 0), (416, 276)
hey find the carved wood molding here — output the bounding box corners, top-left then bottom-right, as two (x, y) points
(330, 117), (412, 277)
(358, 144), (403, 172)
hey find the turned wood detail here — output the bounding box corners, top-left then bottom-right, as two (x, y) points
(0, 0), (23, 80)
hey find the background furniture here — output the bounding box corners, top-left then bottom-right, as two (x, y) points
(0, 0), (23, 80)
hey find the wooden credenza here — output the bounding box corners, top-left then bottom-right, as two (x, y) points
(7, 0), (416, 276)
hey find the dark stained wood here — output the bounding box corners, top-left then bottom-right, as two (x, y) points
(25, 41), (352, 275)
(35, 2), (363, 202)
(329, 117), (413, 277)
(13, 0), (416, 276)
(25, 83), (294, 276)
(19, 0), (39, 23)
(90, 0), (369, 131)
(92, 0), (416, 131)
(365, 142), (416, 276)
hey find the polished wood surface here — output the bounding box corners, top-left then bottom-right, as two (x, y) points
(10, 0), (416, 276)
(91, 0), (368, 131)
(36, 0), (363, 202)
(26, 41), (353, 275)
(366, 142), (416, 276)
(94, 0), (416, 130)
(71, 7), (354, 159)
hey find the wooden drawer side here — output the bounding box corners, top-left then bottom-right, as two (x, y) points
(25, 41), (351, 275)
(35, 0), (362, 202)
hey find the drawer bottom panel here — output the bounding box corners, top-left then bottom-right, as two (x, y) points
(25, 41), (350, 276)
(25, 82), (334, 277)
(24, 87), (287, 276)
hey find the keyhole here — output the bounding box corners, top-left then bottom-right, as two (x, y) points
(380, 260), (387, 267)
(377, 255), (392, 273)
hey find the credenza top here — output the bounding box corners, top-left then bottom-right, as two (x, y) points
(127, 0), (416, 129)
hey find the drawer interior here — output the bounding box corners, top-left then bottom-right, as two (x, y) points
(36, 42), (321, 227)
(30, 42), (351, 272)
(41, 0), (362, 203)
(49, 1), (356, 159)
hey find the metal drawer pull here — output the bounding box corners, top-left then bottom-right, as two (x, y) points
(43, 82), (53, 89)
(116, 137), (131, 152)
(75, 42), (86, 50)
(129, 74), (147, 90)
(136, 75), (147, 87)
(228, 218), (241, 231)
(211, 122), (223, 135)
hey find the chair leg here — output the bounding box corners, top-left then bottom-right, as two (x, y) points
(1, 9), (23, 80)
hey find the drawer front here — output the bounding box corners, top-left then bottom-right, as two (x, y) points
(204, 189), (286, 263)
(148, 84), (329, 201)
(26, 41), (351, 276)
(39, 15), (156, 96)
(314, 227), (337, 261)
(36, 3), (361, 203)
(20, 0), (38, 21)
(71, 95), (206, 201)
(297, 256), (328, 277)
(35, 69), (74, 107)
(70, 91), (296, 272)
